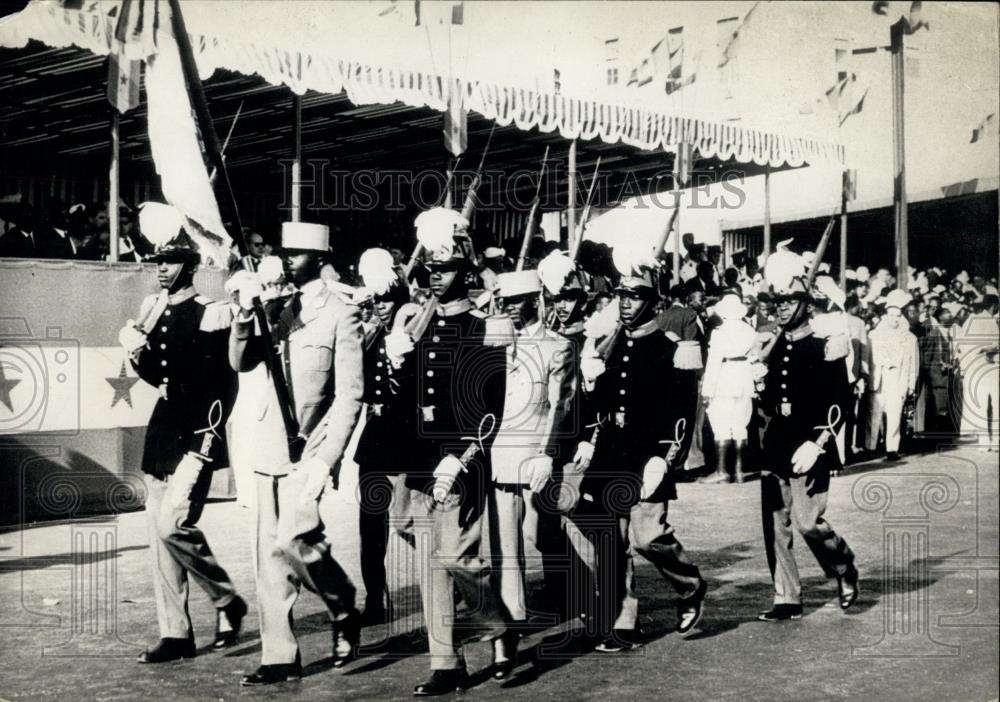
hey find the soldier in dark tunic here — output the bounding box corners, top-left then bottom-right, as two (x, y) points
(577, 258), (705, 652)
(352, 248), (417, 624)
(756, 253), (859, 622)
(117, 203), (245, 664)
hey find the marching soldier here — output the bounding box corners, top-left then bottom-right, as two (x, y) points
(384, 207), (512, 696)
(228, 222), (365, 684)
(116, 203), (246, 664)
(756, 251), (858, 622)
(577, 243), (706, 651)
(353, 247), (418, 624)
(486, 268), (576, 679)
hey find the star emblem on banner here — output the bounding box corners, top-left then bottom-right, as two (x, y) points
(0, 360), (20, 412)
(107, 360), (139, 409)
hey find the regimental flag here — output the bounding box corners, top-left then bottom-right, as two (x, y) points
(718, 2), (760, 68)
(106, 0), (145, 113)
(872, 0), (929, 34)
(129, 0), (231, 264)
(443, 80), (467, 157)
(664, 26), (695, 95)
(970, 113), (996, 144)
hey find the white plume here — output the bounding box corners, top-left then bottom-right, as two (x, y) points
(257, 255), (285, 285)
(763, 248), (805, 293)
(537, 250), (577, 295)
(138, 201), (184, 248)
(414, 207), (468, 254)
(358, 248), (399, 296)
(814, 275), (846, 310)
(611, 232), (659, 277)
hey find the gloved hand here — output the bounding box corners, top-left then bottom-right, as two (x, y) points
(580, 356), (606, 391)
(385, 331), (415, 369)
(432, 455), (466, 503)
(293, 456), (333, 501)
(526, 455), (553, 492)
(257, 255), (285, 285)
(791, 441), (824, 474)
(118, 320), (147, 354)
(225, 270), (264, 311)
(556, 461), (586, 513)
(168, 453), (204, 509)
(574, 441), (595, 471)
(641, 456), (667, 500)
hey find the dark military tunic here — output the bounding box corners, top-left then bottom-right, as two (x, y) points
(404, 300), (506, 496)
(760, 324), (850, 477)
(132, 291), (237, 477)
(587, 320), (692, 510)
(353, 322), (417, 473)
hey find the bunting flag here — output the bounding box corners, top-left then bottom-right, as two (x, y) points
(605, 37), (620, 63)
(718, 2), (760, 68)
(626, 67), (638, 87)
(139, 0), (231, 264)
(106, 0), (143, 113)
(636, 57), (653, 87)
(553, 68), (561, 94)
(450, 0), (463, 25)
(970, 113), (996, 143)
(672, 141), (693, 187)
(843, 168), (858, 201)
(664, 26), (695, 95)
(823, 72), (868, 127)
(443, 81), (467, 156)
(872, 0), (929, 34)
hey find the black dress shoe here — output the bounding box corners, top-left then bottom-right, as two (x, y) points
(361, 604), (388, 626)
(137, 636), (196, 664)
(332, 612), (360, 668)
(595, 629), (642, 653)
(240, 655), (302, 686)
(757, 604), (803, 622)
(838, 569), (860, 610)
(413, 668), (469, 697)
(885, 451), (901, 462)
(677, 579), (707, 637)
(490, 629), (519, 681)
(212, 595), (248, 650)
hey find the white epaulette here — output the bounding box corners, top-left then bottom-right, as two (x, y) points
(470, 308), (488, 319)
(138, 293), (159, 320)
(196, 296), (235, 332)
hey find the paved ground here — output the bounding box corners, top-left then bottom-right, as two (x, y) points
(0, 446), (997, 702)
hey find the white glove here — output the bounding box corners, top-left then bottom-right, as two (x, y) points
(580, 356), (606, 388)
(385, 331), (415, 368)
(641, 456), (667, 500)
(526, 455), (554, 492)
(791, 441), (824, 475)
(432, 455), (466, 503)
(257, 255), (285, 285)
(118, 320), (147, 354)
(294, 456), (332, 501)
(225, 270), (264, 311)
(556, 461), (586, 512)
(168, 453), (204, 509)
(574, 441), (595, 471)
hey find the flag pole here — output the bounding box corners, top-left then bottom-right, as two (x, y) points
(166, 0), (301, 451)
(890, 18), (909, 288)
(292, 93), (302, 222)
(567, 139), (577, 251)
(763, 163), (772, 265)
(108, 108), (120, 262)
(840, 169), (849, 291)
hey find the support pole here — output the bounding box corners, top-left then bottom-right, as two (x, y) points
(762, 164), (772, 264)
(890, 19), (908, 288)
(566, 139), (577, 251)
(108, 109), (120, 262)
(291, 93), (302, 222)
(445, 159), (454, 208)
(840, 170), (849, 291)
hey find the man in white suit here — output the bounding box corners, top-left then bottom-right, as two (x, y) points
(867, 289), (920, 461)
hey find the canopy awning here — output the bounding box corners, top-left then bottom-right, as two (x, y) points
(0, 1), (844, 171)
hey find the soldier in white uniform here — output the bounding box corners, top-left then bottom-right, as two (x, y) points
(486, 269), (576, 680)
